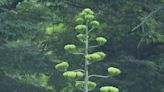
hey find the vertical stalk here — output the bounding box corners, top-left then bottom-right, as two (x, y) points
(84, 23), (89, 92)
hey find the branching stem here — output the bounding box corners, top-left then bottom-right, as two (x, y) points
(72, 53), (84, 55)
(88, 74), (110, 79)
(89, 27), (95, 33)
(89, 45), (100, 48)
(131, 6), (164, 32)
(72, 69), (85, 72)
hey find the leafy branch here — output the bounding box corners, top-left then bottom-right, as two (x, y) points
(131, 6), (164, 32)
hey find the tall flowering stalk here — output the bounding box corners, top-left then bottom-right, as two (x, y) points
(55, 8), (121, 92)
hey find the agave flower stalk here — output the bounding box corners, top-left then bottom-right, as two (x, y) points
(55, 8), (121, 92)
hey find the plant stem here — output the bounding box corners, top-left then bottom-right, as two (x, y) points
(88, 75), (110, 79)
(72, 69), (85, 72)
(84, 22), (89, 92)
(72, 53), (84, 55)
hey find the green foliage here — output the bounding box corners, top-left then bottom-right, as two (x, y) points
(112, 55), (164, 92)
(46, 23), (65, 35)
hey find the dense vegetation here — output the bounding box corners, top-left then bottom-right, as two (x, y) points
(0, 0), (164, 92)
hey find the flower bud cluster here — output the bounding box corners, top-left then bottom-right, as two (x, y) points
(64, 44), (76, 52)
(55, 62), (69, 71)
(85, 52), (106, 62)
(63, 71), (84, 79)
(76, 34), (86, 42)
(108, 67), (121, 76)
(100, 86), (119, 92)
(96, 37), (107, 45)
(98, 67), (121, 92)
(75, 25), (87, 32)
(75, 81), (96, 90)
(75, 8), (100, 33)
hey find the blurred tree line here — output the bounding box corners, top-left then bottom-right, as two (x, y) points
(0, 0), (164, 92)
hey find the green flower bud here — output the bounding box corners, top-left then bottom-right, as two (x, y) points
(100, 86), (110, 92)
(79, 12), (87, 17)
(85, 15), (95, 21)
(90, 21), (100, 27)
(85, 53), (102, 62)
(75, 81), (84, 89)
(76, 71), (84, 78)
(75, 17), (84, 24)
(88, 81), (97, 90)
(85, 52), (106, 62)
(108, 86), (119, 92)
(63, 71), (76, 79)
(108, 67), (121, 76)
(55, 62), (69, 71)
(76, 34), (86, 42)
(83, 8), (94, 15)
(95, 52), (106, 59)
(100, 86), (119, 92)
(75, 25), (87, 32)
(75, 81), (96, 90)
(96, 37), (107, 45)
(64, 44), (76, 52)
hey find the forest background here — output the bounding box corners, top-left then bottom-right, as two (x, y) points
(0, 0), (164, 92)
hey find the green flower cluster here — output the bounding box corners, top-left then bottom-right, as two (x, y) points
(75, 25), (87, 32)
(76, 8), (95, 22)
(64, 44), (76, 52)
(63, 71), (84, 79)
(96, 37), (107, 45)
(98, 68), (121, 92)
(90, 20), (100, 27)
(55, 62), (69, 71)
(76, 34), (86, 42)
(75, 81), (96, 91)
(75, 8), (100, 33)
(100, 86), (119, 92)
(107, 67), (121, 76)
(85, 52), (106, 62)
